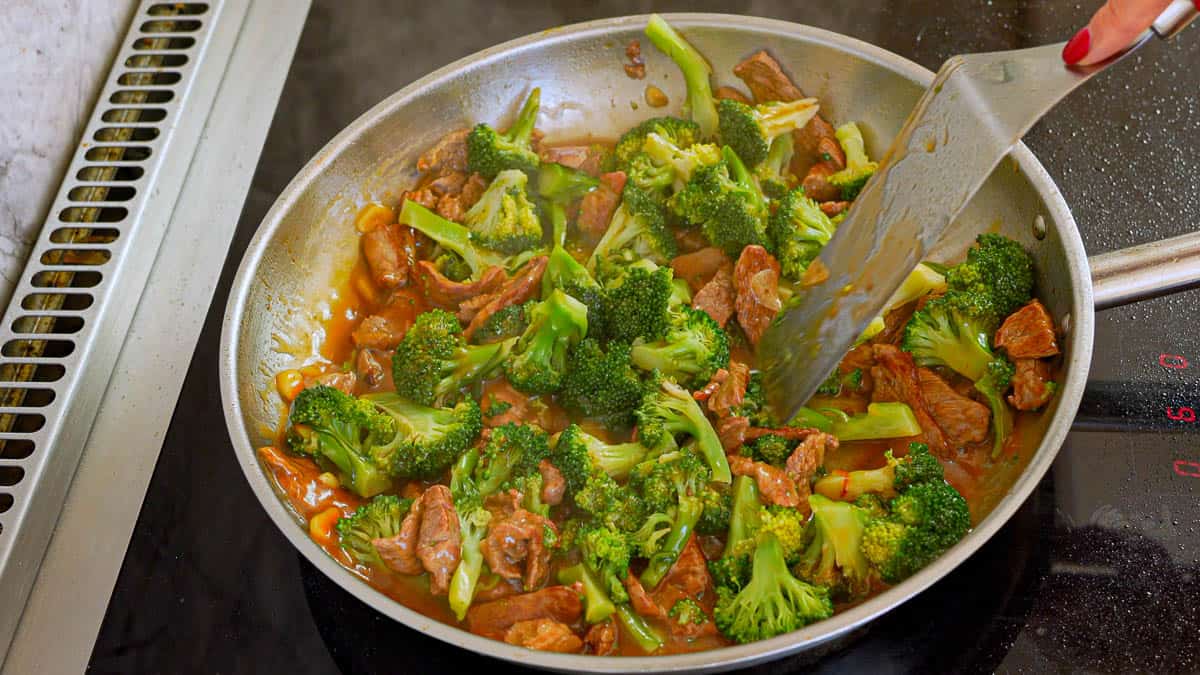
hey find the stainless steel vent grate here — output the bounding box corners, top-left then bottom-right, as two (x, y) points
(0, 0), (242, 661)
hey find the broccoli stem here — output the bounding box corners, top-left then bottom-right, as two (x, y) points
(828, 402), (922, 441)
(645, 15), (718, 139)
(558, 563), (617, 623)
(722, 146), (767, 214)
(640, 496), (703, 589)
(976, 381), (1013, 458)
(400, 199), (487, 276)
(509, 87), (541, 147)
(615, 603), (665, 653)
(448, 512), (489, 621)
(724, 475), (762, 557)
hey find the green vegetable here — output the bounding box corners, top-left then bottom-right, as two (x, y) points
(336, 494), (414, 567)
(768, 187), (837, 281)
(827, 122), (878, 200)
(630, 306), (730, 389)
(636, 375), (732, 484)
(390, 308), (515, 406)
(559, 339), (643, 428)
(671, 147), (770, 256)
(286, 385), (393, 498)
(717, 97), (819, 167)
(365, 392), (483, 479)
(644, 15), (718, 139)
(463, 169), (542, 254)
(504, 289), (589, 394)
(795, 494), (873, 598)
(467, 88), (541, 178)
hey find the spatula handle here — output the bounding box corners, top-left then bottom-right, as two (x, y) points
(1151, 0), (1199, 39)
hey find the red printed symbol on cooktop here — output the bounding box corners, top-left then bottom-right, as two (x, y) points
(1173, 460), (1200, 478)
(1159, 353), (1189, 370)
(1166, 407), (1197, 422)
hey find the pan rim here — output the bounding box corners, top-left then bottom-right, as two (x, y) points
(219, 12), (1093, 673)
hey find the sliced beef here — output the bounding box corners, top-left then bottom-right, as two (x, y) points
(671, 247), (730, 292)
(481, 379), (569, 433)
(728, 454), (801, 508)
(732, 50), (805, 103)
(717, 415), (751, 452)
(577, 171), (626, 237)
(917, 368), (990, 446)
(714, 85), (752, 103)
(374, 490), (425, 575)
(870, 344), (949, 454)
(873, 301), (919, 346)
(257, 446), (352, 519)
(651, 537), (719, 639)
(503, 619), (584, 653)
(401, 187), (439, 210)
(584, 620), (617, 655)
(417, 128), (470, 174)
(538, 459), (566, 506)
(840, 344), (877, 394)
(624, 39), (646, 80)
(415, 485), (461, 595)
(427, 171), (468, 196)
(351, 314), (410, 351)
(415, 260), (507, 310)
(995, 299), (1060, 359)
(692, 266), (736, 328)
(482, 505), (556, 591)
(460, 256), (548, 340)
(786, 432), (837, 486)
(361, 224), (416, 289)
(801, 162), (841, 202)
(467, 586), (584, 640)
(312, 370), (357, 395)
(1009, 358), (1056, 411)
(707, 361), (750, 417)
(733, 245), (782, 346)
(540, 146), (606, 177)
(355, 347), (390, 390)
(624, 573), (666, 619)
(794, 113), (846, 172)
(474, 577), (523, 604)
(819, 200), (850, 217)
(673, 226), (711, 254)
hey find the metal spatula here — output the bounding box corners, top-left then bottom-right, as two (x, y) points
(760, 0), (1200, 420)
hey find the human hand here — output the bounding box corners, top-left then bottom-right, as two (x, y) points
(1063, 0), (1181, 64)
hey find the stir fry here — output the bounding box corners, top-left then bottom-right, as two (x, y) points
(262, 14), (1062, 656)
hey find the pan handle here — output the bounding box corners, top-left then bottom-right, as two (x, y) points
(1089, 230), (1200, 309)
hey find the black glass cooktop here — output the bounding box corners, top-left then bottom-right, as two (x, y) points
(88, 1), (1200, 673)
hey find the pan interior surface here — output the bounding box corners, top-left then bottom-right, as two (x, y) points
(220, 14), (1091, 673)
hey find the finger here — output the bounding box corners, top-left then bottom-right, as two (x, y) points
(1072, 0), (1174, 65)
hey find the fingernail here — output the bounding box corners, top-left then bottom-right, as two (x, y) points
(1062, 27), (1090, 65)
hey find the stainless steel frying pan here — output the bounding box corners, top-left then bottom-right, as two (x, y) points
(219, 14), (1200, 673)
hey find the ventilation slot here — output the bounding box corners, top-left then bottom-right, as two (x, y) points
(0, 467), (24, 488)
(132, 36), (194, 50)
(76, 165), (144, 182)
(50, 228), (120, 244)
(140, 19), (202, 33)
(0, 494), (12, 513)
(57, 207), (127, 224)
(110, 90), (174, 105)
(125, 53), (188, 68)
(30, 271), (102, 289)
(93, 127), (159, 143)
(2, 341), (75, 359)
(68, 185), (137, 202)
(12, 317), (84, 336)
(117, 71), (181, 87)
(101, 109), (165, 123)
(39, 249), (112, 266)
(148, 2), (208, 15)
(0, 440), (34, 460)
(0, 363), (65, 383)
(21, 294), (94, 312)
(0, 389), (55, 410)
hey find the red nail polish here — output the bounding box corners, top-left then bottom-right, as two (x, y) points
(1062, 27), (1090, 65)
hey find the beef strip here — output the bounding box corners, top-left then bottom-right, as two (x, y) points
(870, 344), (949, 454)
(351, 312), (411, 351)
(374, 490), (425, 575)
(538, 459), (566, 506)
(1009, 358), (1055, 411)
(460, 256), (548, 340)
(995, 299), (1060, 359)
(717, 415), (751, 452)
(539, 145), (606, 177)
(917, 368), (990, 446)
(577, 171), (626, 237)
(728, 454), (801, 508)
(417, 128), (470, 174)
(692, 266), (737, 328)
(732, 50), (805, 103)
(415, 261), (507, 310)
(355, 347), (389, 389)
(312, 371), (357, 395)
(800, 162), (842, 202)
(466, 586), (583, 640)
(714, 85), (752, 103)
(361, 223), (416, 289)
(707, 361), (750, 417)
(414, 485), (461, 596)
(503, 619), (584, 653)
(481, 505), (556, 591)
(733, 245), (782, 346)
(624, 572), (666, 619)
(650, 537), (719, 639)
(819, 200), (850, 217)
(584, 620), (617, 655)
(671, 247), (730, 292)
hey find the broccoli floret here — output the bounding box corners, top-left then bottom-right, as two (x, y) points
(815, 368), (863, 396)
(473, 423), (551, 496)
(557, 564), (665, 652)
(391, 309), (515, 406)
(712, 533), (834, 644)
(536, 162), (599, 203)
(541, 201), (607, 338)
(596, 258), (675, 344)
(901, 294), (997, 382)
(336, 494), (414, 567)
(768, 187), (837, 280)
(821, 402), (923, 442)
(755, 133), (796, 200)
(642, 132), (722, 191)
(944, 233), (1035, 321)
(504, 289), (588, 394)
(827, 122), (878, 200)
(508, 471), (549, 517)
(588, 186), (677, 269)
(400, 200), (538, 279)
(630, 306), (730, 389)
(448, 501), (493, 620)
(796, 494), (873, 598)
(463, 169), (543, 255)
(813, 442), (945, 502)
(626, 151), (675, 196)
(640, 494), (704, 589)
(633, 450), (713, 514)
(759, 505), (808, 564)
(861, 481), (971, 583)
(471, 300), (531, 345)
(434, 251), (473, 282)
(644, 15), (719, 139)
(709, 475), (761, 591)
(467, 88), (541, 178)
(636, 375), (732, 484)
(746, 434), (793, 467)
(287, 385), (393, 498)
(717, 97), (819, 168)
(613, 116), (701, 171)
(574, 469), (647, 533)
(556, 423), (654, 482)
(559, 339), (643, 429)
(669, 598), (707, 625)
(365, 392), (482, 479)
(671, 147), (769, 256)
(975, 356), (1015, 458)
(579, 526), (633, 604)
